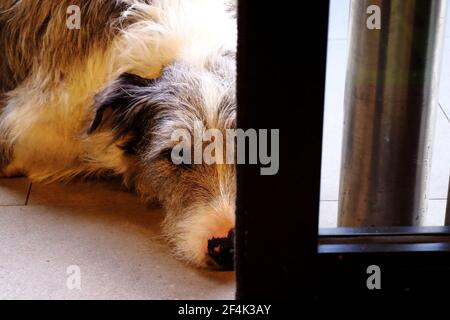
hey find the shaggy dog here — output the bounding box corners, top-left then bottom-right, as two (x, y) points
(0, 0), (237, 269)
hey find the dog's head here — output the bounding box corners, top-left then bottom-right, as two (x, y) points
(88, 54), (236, 268)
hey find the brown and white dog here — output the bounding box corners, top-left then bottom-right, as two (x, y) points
(0, 0), (237, 269)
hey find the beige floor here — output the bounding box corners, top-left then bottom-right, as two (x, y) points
(0, 178), (235, 300)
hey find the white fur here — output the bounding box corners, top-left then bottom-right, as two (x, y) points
(0, 0), (236, 182)
(0, 0), (237, 268)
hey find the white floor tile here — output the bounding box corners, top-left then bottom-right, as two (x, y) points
(328, 0), (350, 40)
(429, 108), (450, 199)
(423, 200), (447, 226)
(445, 4), (450, 38)
(320, 40), (347, 201)
(319, 201), (338, 228)
(439, 37), (450, 118)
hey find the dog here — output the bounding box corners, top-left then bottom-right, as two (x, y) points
(0, 0), (237, 269)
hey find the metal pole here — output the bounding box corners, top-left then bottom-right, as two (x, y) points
(338, 0), (446, 227)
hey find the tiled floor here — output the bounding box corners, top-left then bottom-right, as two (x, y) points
(320, 0), (450, 227)
(0, 178), (235, 299)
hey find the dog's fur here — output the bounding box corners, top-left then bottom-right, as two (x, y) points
(0, 0), (237, 268)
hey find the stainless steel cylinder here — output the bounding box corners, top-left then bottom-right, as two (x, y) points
(338, 0), (446, 227)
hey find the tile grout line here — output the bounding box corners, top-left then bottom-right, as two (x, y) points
(24, 182), (32, 205)
(0, 204), (34, 207)
(439, 103), (450, 124)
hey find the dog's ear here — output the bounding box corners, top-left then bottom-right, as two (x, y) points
(87, 73), (156, 135)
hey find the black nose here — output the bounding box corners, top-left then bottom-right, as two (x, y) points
(207, 228), (235, 270)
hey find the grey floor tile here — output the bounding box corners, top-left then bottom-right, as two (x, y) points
(0, 204), (235, 299)
(0, 178), (30, 206)
(28, 179), (140, 207)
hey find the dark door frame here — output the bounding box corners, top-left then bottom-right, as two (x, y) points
(235, 0), (450, 300)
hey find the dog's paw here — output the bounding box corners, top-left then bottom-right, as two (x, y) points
(207, 228), (235, 270)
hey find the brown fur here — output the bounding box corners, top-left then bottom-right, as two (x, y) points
(0, 0), (129, 92)
(0, 0), (237, 268)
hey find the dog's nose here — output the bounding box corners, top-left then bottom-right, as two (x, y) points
(207, 228), (235, 270)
